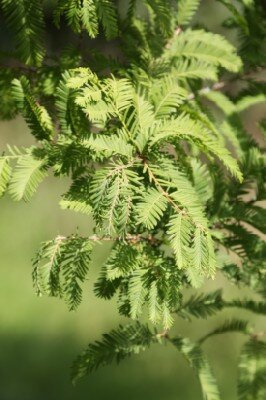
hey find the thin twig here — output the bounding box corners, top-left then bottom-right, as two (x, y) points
(156, 329), (170, 339)
(87, 233), (159, 244)
(187, 81), (226, 101)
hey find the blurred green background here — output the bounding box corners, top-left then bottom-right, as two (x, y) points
(0, 1), (265, 399)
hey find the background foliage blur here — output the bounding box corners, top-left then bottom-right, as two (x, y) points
(0, 1), (265, 399)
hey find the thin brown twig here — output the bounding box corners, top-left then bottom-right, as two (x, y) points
(87, 233), (159, 244)
(156, 329), (170, 339)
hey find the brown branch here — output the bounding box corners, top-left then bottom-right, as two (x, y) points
(156, 329), (170, 339)
(87, 233), (159, 244)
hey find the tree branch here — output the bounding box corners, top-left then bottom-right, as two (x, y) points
(87, 233), (159, 244)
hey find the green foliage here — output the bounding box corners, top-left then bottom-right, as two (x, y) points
(0, 147), (48, 201)
(136, 188), (168, 229)
(54, 0), (118, 39)
(198, 319), (250, 344)
(8, 153), (48, 202)
(0, 0), (265, 397)
(178, 290), (224, 319)
(0, 0), (45, 66)
(71, 322), (154, 383)
(32, 235), (92, 310)
(12, 77), (54, 140)
(177, 0), (201, 26)
(171, 336), (221, 400)
(238, 339), (266, 400)
(0, 69), (18, 119)
(0, 157), (11, 197)
(165, 29), (242, 72)
(178, 291), (266, 320)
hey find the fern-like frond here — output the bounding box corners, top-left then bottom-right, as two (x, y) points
(149, 161), (208, 226)
(1, 2), (265, 390)
(150, 76), (187, 118)
(12, 77), (54, 141)
(238, 339), (266, 400)
(75, 81), (110, 126)
(177, 0), (201, 26)
(0, 157), (11, 197)
(96, 0), (118, 39)
(61, 237), (92, 310)
(226, 299), (266, 315)
(105, 243), (140, 280)
(148, 281), (162, 324)
(54, 0), (82, 33)
(126, 0), (137, 21)
(186, 266), (205, 288)
(172, 59), (218, 81)
(71, 323), (154, 383)
(1, 0), (45, 65)
(129, 268), (147, 319)
(149, 112), (211, 145)
(56, 71), (75, 135)
(191, 159), (213, 204)
(179, 294), (266, 321)
(167, 214), (192, 269)
(8, 152), (48, 201)
(105, 77), (134, 113)
(33, 235), (92, 310)
(0, 69), (18, 120)
(199, 319), (250, 344)
(161, 300), (174, 329)
(220, 121), (243, 158)
(65, 0), (81, 32)
(145, 0), (172, 35)
(82, 132), (133, 158)
(66, 67), (96, 89)
(150, 113), (243, 181)
(167, 29), (242, 72)
(201, 136), (243, 181)
(171, 336), (221, 400)
(59, 199), (92, 216)
(81, 0), (99, 37)
(178, 290), (224, 320)
(54, 0), (118, 39)
(90, 163), (142, 234)
(94, 265), (121, 299)
(127, 92), (155, 151)
(192, 227), (209, 273)
(136, 188), (168, 229)
(32, 235), (64, 297)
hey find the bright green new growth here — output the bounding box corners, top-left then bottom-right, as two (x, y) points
(0, 0), (265, 398)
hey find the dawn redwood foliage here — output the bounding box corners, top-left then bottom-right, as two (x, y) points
(0, 0), (266, 398)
